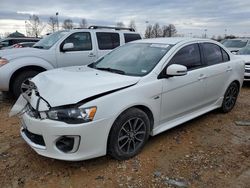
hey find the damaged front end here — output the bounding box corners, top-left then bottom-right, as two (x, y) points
(9, 80), (51, 118)
(10, 80), (97, 124)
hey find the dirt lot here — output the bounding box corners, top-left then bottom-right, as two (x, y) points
(0, 84), (250, 188)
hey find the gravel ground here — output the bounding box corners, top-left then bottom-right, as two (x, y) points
(0, 83), (250, 188)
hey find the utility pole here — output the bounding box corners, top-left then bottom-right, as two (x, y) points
(56, 12), (59, 31)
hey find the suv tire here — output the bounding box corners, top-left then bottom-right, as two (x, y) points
(11, 70), (40, 98)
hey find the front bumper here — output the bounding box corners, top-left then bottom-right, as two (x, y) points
(0, 64), (11, 91)
(20, 112), (114, 161)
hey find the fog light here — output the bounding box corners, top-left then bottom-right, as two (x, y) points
(56, 136), (80, 153)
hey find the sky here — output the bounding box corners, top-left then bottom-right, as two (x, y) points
(1, 0), (250, 38)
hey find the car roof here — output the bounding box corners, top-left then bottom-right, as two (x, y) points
(133, 37), (210, 45)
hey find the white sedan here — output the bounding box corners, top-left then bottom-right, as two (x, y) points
(11, 38), (245, 161)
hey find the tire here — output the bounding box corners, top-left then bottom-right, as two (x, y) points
(11, 70), (40, 98)
(221, 82), (239, 113)
(108, 108), (150, 160)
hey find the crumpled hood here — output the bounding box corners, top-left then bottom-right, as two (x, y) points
(0, 48), (44, 60)
(32, 66), (140, 107)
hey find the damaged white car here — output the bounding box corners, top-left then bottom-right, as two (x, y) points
(10, 38), (245, 161)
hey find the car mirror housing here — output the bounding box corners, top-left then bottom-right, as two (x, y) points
(166, 64), (187, 77)
(62, 43), (74, 51)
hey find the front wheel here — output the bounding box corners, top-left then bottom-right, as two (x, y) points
(11, 70), (40, 98)
(108, 108), (150, 160)
(221, 82), (239, 113)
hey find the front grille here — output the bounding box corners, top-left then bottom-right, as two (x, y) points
(23, 128), (45, 146)
(245, 69), (250, 73)
(244, 76), (250, 79)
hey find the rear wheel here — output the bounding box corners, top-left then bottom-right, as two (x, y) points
(11, 70), (40, 98)
(108, 108), (150, 160)
(221, 82), (239, 113)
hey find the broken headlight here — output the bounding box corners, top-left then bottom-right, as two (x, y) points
(44, 107), (97, 124)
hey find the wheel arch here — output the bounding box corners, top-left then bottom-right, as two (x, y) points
(9, 65), (47, 91)
(106, 104), (154, 152)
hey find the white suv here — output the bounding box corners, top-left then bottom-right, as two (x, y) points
(11, 38), (245, 161)
(0, 26), (141, 97)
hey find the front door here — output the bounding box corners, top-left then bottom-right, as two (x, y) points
(160, 43), (207, 125)
(56, 32), (97, 67)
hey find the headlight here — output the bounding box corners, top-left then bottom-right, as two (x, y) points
(45, 106), (97, 124)
(0, 58), (9, 67)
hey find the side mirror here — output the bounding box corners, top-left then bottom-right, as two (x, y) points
(62, 43), (74, 51)
(231, 51), (237, 55)
(166, 64), (187, 76)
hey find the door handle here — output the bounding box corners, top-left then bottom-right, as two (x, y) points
(198, 74), (207, 80)
(226, 66), (232, 72)
(88, 53), (96, 57)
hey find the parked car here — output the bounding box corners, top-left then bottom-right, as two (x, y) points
(2, 42), (37, 49)
(0, 37), (40, 50)
(222, 38), (250, 52)
(0, 26), (142, 98)
(10, 38), (245, 161)
(236, 45), (250, 81)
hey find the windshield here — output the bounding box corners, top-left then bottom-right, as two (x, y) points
(223, 40), (248, 48)
(33, 31), (69, 49)
(237, 45), (250, 55)
(89, 43), (172, 76)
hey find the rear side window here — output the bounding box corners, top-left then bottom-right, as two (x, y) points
(63, 32), (92, 51)
(202, 43), (223, 65)
(221, 48), (230, 62)
(169, 44), (202, 70)
(124, 33), (141, 43)
(96, 32), (120, 50)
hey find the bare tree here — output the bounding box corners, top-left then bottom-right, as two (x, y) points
(79, 18), (88, 28)
(168, 24), (177, 37)
(161, 24), (177, 37)
(47, 16), (57, 33)
(128, 20), (136, 30)
(25, 15), (45, 37)
(152, 23), (162, 38)
(162, 25), (170, 37)
(145, 24), (153, 38)
(62, 19), (74, 29)
(4, 32), (11, 38)
(116, 22), (125, 27)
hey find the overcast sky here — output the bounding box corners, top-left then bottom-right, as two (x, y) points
(1, 0), (250, 38)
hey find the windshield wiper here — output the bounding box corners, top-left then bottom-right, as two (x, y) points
(33, 46), (44, 49)
(96, 67), (125, 75)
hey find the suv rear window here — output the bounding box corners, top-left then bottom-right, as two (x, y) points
(96, 32), (120, 50)
(124, 33), (141, 43)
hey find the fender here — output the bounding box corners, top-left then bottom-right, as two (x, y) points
(0, 57), (54, 91)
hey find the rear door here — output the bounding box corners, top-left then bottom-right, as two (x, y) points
(56, 32), (97, 67)
(95, 32), (120, 58)
(200, 43), (231, 105)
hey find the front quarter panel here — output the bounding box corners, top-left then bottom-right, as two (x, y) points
(79, 78), (163, 137)
(0, 57), (54, 91)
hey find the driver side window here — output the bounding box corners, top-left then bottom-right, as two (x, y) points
(169, 44), (202, 70)
(62, 32), (92, 51)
